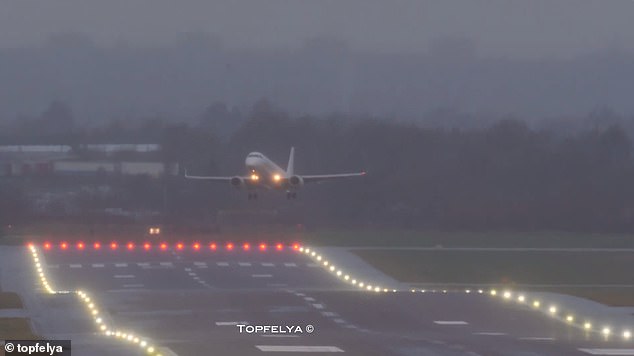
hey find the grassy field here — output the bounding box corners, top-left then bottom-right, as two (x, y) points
(303, 229), (634, 248)
(0, 318), (40, 340)
(0, 292), (23, 309)
(353, 249), (634, 306)
(0, 292), (38, 340)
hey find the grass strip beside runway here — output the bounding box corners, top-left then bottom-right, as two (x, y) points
(353, 249), (634, 306)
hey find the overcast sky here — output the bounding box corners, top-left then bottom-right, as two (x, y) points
(0, 0), (633, 58)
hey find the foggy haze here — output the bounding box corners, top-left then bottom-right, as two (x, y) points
(1, 0), (634, 126)
(1, 0), (633, 57)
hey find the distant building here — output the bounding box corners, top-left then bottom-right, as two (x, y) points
(0, 144), (177, 178)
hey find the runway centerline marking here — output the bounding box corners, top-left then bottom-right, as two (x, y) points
(92, 264), (104, 268)
(217, 262), (229, 267)
(252, 274), (273, 278)
(114, 275), (135, 279)
(216, 321), (248, 326)
(256, 345), (344, 352)
(578, 350), (634, 355)
(434, 321), (468, 325)
(238, 262), (252, 267)
(114, 263), (128, 267)
(159, 262), (173, 267)
(262, 263), (275, 267)
(284, 263), (297, 267)
(312, 303), (325, 309)
(304, 297), (316, 302)
(69, 264), (82, 268)
(474, 332), (506, 336)
(519, 337), (555, 341)
(122, 284), (144, 288)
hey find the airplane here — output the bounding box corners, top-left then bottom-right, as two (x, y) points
(185, 147), (366, 199)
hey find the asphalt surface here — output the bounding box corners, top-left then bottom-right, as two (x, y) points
(24, 246), (634, 355)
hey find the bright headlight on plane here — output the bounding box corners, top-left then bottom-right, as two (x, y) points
(273, 174), (281, 182)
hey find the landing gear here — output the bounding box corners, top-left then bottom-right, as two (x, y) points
(286, 192), (297, 200)
(248, 192), (258, 200)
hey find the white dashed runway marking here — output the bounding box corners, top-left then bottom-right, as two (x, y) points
(578, 350), (634, 355)
(284, 263), (297, 267)
(474, 332), (506, 336)
(434, 321), (468, 325)
(256, 345), (344, 352)
(216, 321), (248, 326)
(252, 274), (273, 278)
(69, 264), (82, 268)
(261, 263), (275, 267)
(114, 275), (135, 279)
(238, 262), (252, 267)
(114, 263), (128, 267)
(217, 262), (229, 267)
(92, 264), (105, 268)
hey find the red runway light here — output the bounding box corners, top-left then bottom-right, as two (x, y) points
(77, 242), (85, 250)
(60, 242), (68, 250)
(176, 243), (184, 250)
(27, 242), (34, 249)
(243, 243), (250, 251)
(292, 243), (300, 250)
(193, 243), (200, 250)
(209, 243), (217, 251)
(276, 243), (284, 251)
(110, 242), (118, 250)
(93, 242), (101, 250)
(44, 242), (51, 250)
(259, 243), (267, 251)
(127, 242), (135, 250)
(160, 243), (168, 251)
(226, 243), (234, 251)
(143, 243), (151, 250)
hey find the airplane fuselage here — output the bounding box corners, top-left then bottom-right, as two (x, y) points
(245, 152), (288, 190)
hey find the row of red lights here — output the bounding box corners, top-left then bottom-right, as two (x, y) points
(37, 242), (300, 252)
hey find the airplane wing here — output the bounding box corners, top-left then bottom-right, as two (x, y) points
(301, 172), (366, 184)
(184, 170), (233, 181)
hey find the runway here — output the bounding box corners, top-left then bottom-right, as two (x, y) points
(30, 244), (634, 355)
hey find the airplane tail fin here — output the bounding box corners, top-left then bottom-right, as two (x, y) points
(286, 147), (295, 175)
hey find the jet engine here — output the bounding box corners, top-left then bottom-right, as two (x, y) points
(289, 175), (304, 188)
(230, 176), (246, 188)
